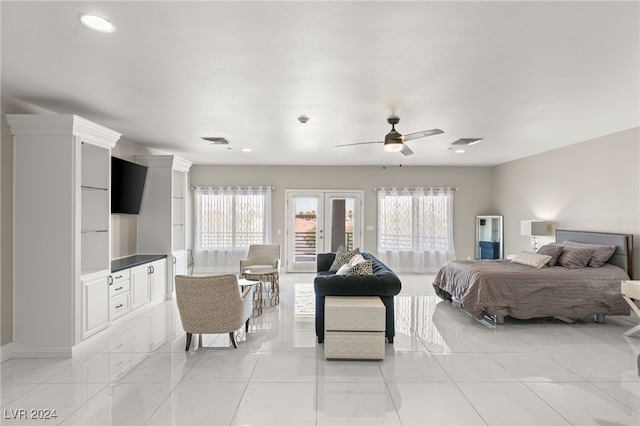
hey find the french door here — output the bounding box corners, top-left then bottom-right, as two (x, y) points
(285, 190), (363, 272)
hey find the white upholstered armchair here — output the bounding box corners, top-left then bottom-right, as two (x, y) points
(240, 244), (281, 276)
(175, 274), (254, 350)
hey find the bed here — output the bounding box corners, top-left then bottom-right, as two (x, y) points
(433, 230), (633, 324)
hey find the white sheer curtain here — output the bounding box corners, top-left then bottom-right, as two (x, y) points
(377, 187), (456, 273)
(193, 186), (272, 274)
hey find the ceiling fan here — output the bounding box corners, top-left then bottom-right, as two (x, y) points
(335, 116), (444, 156)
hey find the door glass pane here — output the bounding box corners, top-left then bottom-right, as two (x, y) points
(330, 197), (355, 251)
(294, 197), (318, 262)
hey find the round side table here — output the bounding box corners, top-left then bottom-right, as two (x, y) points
(238, 278), (262, 317)
(243, 268), (279, 307)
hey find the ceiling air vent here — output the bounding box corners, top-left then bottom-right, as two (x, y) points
(452, 138), (483, 146)
(202, 137), (230, 145)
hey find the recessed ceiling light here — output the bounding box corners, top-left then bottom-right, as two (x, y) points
(242, 148), (251, 152)
(455, 149), (466, 154)
(79, 13), (116, 32)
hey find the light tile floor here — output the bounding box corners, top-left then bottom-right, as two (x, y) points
(1, 273), (639, 425)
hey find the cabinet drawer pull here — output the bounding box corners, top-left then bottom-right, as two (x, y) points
(115, 304), (123, 309)
(115, 275), (123, 279)
(115, 286), (123, 291)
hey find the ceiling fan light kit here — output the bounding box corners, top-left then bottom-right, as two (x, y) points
(384, 139), (403, 152)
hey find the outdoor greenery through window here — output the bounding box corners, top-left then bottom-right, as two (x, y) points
(377, 187), (455, 252)
(194, 186), (272, 250)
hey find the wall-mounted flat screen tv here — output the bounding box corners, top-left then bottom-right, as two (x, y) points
(111, 157), (148, 214)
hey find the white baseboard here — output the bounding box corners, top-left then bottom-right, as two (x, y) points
(9, 348), (72, 359)
(6, 297), (168, 360)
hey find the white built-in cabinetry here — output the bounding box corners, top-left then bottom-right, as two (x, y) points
(7, 114), (121, 357)
(150, 259), (168, 299)
(130, 258), (167, 309)
(109, 269), (131, 321)
(81, 271), (111, 340)
(131, 264), (151, 310)
(134, 155), (192, 295)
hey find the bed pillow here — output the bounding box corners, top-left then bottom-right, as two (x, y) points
(557, 245), (595, 269)
(536, 244), (564, 267)
(562, 240), (616, 267)
(511, 251), (552, 269)
(329, 246), (360, 271)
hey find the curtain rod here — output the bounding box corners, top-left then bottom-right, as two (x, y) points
(191, 186), (275, 191)
(374, 187), (458, 191)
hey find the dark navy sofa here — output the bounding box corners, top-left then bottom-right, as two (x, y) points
(313, 252), (402, 343)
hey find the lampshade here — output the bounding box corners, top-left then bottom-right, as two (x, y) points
(520, 220), (549, 237)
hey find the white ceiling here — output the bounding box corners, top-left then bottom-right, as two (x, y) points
(2, 1), (638, 166)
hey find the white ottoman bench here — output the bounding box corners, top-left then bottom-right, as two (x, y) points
(324, 296), (385, 360)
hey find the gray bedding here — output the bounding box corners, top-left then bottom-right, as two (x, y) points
(433, 260), (631, 320)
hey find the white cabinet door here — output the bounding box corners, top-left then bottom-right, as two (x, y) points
(150, 259), (167, 299)
(131, 265), (150, 310)
(173, 251), (186, 276)
(82, 272), (110, 339)
(171, 251), (186, 293)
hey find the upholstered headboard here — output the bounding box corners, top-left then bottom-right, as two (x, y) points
(555, 230), (633, 276)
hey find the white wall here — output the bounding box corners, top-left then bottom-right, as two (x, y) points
(493, 127), (640, 279)
(189, 164), (495, 263)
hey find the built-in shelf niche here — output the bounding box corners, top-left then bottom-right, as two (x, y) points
(172, 169), (185, 252)
(80, 142), (111, 275)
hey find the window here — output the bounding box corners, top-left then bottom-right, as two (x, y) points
(194, 186), (272, 250)
(377, 187), (456, 272)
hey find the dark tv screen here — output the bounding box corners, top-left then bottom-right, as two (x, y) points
(111, 157), (148, 214)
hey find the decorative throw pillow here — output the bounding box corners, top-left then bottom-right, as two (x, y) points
(329, 246), (360, 271)
(557, 245), (595, 269)
(562, 240), (616, 267)
(346, 259), (373, 275)
(335, 263), (350, 275)
(511, 251), (552, 269)
(347, 253), (365, 267)
(537, 244), (564, 267)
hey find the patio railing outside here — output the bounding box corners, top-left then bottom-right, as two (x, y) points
(294, 231), (353, 261)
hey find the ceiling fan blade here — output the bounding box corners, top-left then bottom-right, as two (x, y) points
(402, 128), (444, 141)
(400, 144), (414, 156)
(335, 141), (383, 148)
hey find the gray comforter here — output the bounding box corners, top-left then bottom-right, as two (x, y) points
(433, 260), (630, 320)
